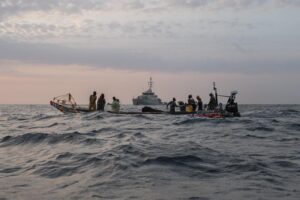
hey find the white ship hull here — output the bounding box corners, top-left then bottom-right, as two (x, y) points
(132, 77), (163, 105)
(132, 97), (162, 105)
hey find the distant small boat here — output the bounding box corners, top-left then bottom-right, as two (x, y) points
(132, 77), (163, 105)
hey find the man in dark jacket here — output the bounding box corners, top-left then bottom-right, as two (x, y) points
(196, 96), (203, 111)
(208, 93), (217, 110)
(97, 93), (106, 111)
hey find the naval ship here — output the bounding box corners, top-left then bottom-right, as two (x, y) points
(132, 77), (163, 105)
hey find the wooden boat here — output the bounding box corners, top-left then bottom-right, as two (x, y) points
(50, 92), (240, 118)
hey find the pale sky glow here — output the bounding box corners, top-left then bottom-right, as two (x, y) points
(0, 0), (300, 104)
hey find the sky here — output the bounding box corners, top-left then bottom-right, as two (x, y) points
(0, 0), (300, 104)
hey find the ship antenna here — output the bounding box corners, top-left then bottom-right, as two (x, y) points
(148, 77), (153, 90)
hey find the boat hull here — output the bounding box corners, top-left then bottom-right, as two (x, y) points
(50, 101), (240, 118)
(50, 101), (92, 113)
(132, 98), (162, 105)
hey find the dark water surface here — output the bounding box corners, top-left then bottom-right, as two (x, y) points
(1, 105), (300, 200)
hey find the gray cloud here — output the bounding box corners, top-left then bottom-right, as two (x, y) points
(1, 0), (300, 21)
(168, 0), (210, 8)
(0, 39), (162, 69)
(0, 20), (177, 41)
(168, 0), (300, 9)
(0, 0), (299, 75)
(0, 0), (108, 20)
(0, 39), (299, 74)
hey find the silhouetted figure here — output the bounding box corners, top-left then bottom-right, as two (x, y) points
(167, 98), (178, 113)
(89, 91), (97, 111)
(196, 96), (203, 111)
(97, 93), (106, 111)
(178, 101), (186, 112)
(208, 93), (217, 110)
(225, 91), (239, 116)
(187, 95), (196, 111)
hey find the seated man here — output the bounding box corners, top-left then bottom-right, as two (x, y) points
(109, 97), (120, 112)
(178, 101), (186, 112)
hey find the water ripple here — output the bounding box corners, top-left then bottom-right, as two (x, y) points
(1, 104), (300, 200)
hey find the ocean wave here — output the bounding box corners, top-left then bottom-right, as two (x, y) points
(243, 134), (268, 139)
(141, 155), (220, 174)
(188, 197), (210, 200)
(225, 161), (269, 174)
(32, 152), (104, 178)
(242, 106), (300, 118)
(278, 137), (299, 142)
(272, 160), (299, 169)
(17, 122), (64, 129)
(173, 118), (211, 125)
(34, 163), (81, 178)
(246, 126), (275, 132)
(237, 118), (255, 124)
(7, 116), (29, 121)
(143, 155), (203, 165)
(0, 166), (22, 174)
(0, 132), (101, 147)
(1, 104), (300, 200)
(82, 113), (105, 120)
(28, 122), (65, 129)
(287, 123), (300, 131)
(279, 109), (300, 115)
(31, 114), (62, 121)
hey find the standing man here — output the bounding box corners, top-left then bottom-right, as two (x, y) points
(196, 96), (203, 111)
(167, 98), (178, 113)
(89, 91), (97, 111)
(97, 93), (106, 111)
(208, 93), (217, 110)
(187, 95), (196, 112)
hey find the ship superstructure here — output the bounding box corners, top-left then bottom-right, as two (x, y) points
(132, 77), (163, 105)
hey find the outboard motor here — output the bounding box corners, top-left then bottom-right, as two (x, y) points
(225, 91), (240, 117)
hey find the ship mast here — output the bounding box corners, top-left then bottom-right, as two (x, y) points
(148, 77), (153, 90)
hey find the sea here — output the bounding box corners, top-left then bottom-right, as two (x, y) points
(0, 104), (300, 200)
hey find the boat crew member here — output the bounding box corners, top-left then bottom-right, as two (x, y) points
(225, 91), (239, 115)
(109, 97), (120, 112)
(196, 96), (203, 111)
(97, 93), (106, 111)
(89, 91), (97, 111)
(178, 101), (186, 112)
(187, 95), (196, 112)
(167, 98), (178, 113)
(208, 93), (217, 110)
